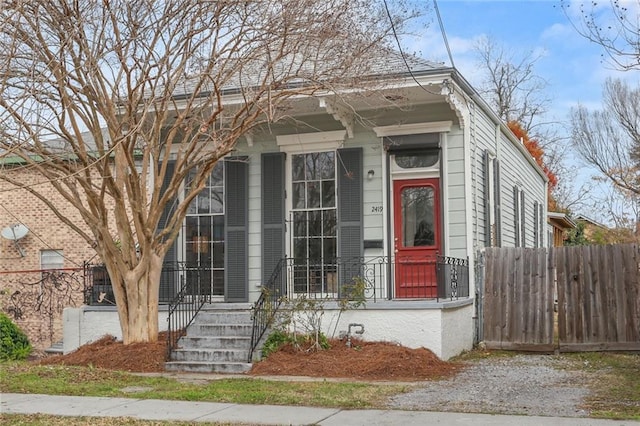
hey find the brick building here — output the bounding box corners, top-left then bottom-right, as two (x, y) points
(0, 161), (103, 350)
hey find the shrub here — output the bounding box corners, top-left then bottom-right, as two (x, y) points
(262, 330), (290, 358)
(0, 312), (32, 361)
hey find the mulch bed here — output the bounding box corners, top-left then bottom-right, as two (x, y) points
(36, 334), (462, 381)
(249, 338), (462, 381)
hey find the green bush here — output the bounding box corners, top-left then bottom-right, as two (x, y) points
(0, 312), (32, 361)
(262, 330), (290, 358)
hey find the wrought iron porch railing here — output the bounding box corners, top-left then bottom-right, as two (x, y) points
(83, 262), (183, 305)
(249, 255), (469, 302)
(248, 254), (469, 361)
(248, 258), (287, 362)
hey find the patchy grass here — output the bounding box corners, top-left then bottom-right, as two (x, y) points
(564, 352), (640, 420)
(451, 348), (521, 362)
(0, 362), (410, 409)
(0, 414), (238, 426)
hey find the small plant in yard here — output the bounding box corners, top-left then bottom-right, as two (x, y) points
(0, 312), (31, 361)
(262, 330), (290, 358)
(266, 295), (330, 353)
(264, 280), (367, 355)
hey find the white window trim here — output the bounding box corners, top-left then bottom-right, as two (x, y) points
(372, 121), (452, 137)
(276, 131), (346, 154)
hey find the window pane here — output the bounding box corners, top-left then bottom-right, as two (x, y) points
(323, 237), (336, 261)
(210, 188), (223, 214)
(187, 198), (197, 214)
(186, 216), (199, 264)
(308, 210), (321, 236)
(197, 193), (210, 214)
(319, 152), (335, 179)
(294, 211), (307, 237)
(294, 238), (307, 259)
(305, 153), (319, 180)
(292, 182), (306, 209)
(307, 181), (320, 208)
(292, 155), (305, 181)
(212, 270), (224, 296)
(323, 210), (336, 236)
(395, 152), (439, 169)
(211, 162), (224, 185)
(322, 180), (335, 207)
(309, 238), (321, 260)
(213, 215), (224, 240)
(213, 242), (224, 268)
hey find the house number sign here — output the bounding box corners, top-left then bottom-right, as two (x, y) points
(371, 205), (383, 213)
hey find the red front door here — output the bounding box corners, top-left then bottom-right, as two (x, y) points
(393, 178), (441, 298)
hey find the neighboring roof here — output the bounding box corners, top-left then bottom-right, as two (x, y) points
(547, 211), (577, 230)
(0, 129), (115, 166)
(573, 214), (608, 229)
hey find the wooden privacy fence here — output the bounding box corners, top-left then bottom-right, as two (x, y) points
(482, 244), (640, 352)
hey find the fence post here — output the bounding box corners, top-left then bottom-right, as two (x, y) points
(475, 249), (485, 344)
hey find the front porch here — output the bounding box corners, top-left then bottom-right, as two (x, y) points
(74, 255), (473, 368)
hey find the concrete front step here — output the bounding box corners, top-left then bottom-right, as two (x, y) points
(178, 336), (251, 350)
(166, 304), (258, 374)
(194, 311), (253, 324)
(171, 348), (250, 363)
(190, 323), (253, 337)
(165, 361), (253, 374)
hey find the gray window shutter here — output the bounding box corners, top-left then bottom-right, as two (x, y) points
(539, 202), (544, 247)
(520, 190), (526, 248)
(493, 158), (502, 246)
(337, 148), (363, 292)
(225, 157), (248, 302)
(158, 160), (177, 302)
(513, 185), (520, 248)
(533, 200), (539, 247)
(261, 153), (286, 286)
(483, 150), (491, 247)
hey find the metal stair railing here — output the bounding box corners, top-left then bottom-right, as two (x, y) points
(248, 258), (288, 362)
(166, 263), (210, 359)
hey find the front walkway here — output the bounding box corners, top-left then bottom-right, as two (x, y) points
(2, 393), (634, 425)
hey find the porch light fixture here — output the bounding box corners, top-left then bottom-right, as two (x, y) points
(367, 169), (375, 180)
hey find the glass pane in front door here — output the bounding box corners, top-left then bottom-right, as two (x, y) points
(393, 178), (440, 298)
(402, 186), (435, 247)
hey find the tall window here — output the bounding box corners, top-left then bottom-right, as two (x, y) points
(185, 162), (224, 296)
(291, 152), (337, 294)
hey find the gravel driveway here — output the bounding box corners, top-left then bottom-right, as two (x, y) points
(389, 354), (592, 417)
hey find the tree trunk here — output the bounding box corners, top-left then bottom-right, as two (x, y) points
(107, 251), (163, 344)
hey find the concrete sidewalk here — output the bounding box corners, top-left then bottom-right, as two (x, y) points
(1, 393), (636, 425)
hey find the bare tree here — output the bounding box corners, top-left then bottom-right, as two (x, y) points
(474, 36), (551, 133)
(0, 0), (415, 343)
(561, 0), (640, 71)
(571, 78), (640, 197)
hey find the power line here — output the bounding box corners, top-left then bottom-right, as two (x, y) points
(382, 0), (442, 96)
(433, 0), (455, 68)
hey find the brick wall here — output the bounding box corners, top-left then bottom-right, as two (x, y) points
(0, 165), (112, 350)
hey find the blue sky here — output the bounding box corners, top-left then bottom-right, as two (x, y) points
(401, 0), (640, 221)
(411, 0), (635, 118)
